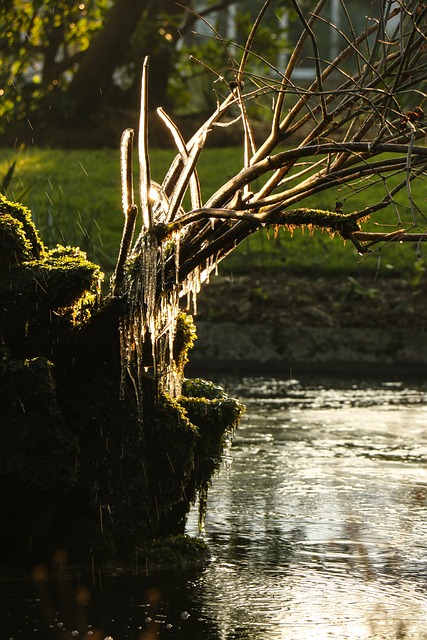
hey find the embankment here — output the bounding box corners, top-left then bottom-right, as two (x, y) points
(188, 273), (427, 377)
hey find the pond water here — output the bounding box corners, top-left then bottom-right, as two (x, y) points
(3, 375), (427, 640)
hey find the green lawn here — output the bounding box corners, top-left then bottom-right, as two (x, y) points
(0, 146), (424, 278)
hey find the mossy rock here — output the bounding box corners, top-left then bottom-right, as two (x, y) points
(0, 204), (103, 357)
(0, 354), (79, 561)
(0, 193), (44, 261)
(0, 196), (245, 567)
(180, 379), (244, 493)
(136, 534), (209, 569)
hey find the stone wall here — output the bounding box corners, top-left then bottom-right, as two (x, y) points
(189, 322), (427, 376)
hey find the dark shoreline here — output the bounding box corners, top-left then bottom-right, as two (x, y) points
(187, 359), (427, 380)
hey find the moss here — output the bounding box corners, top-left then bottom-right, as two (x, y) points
(179, 378), (245, 530)
(0, 354), (79, 561)
(274, 208), (362, 239)
(181, 377), (231, 400)
(0, 193), (44, 259)
(0, 212), (34, 264)
(0, 239), (103, 359)
(179, 388), (243, 489)
(136, 534), (209, 569)
(173, 312), (197, 371)
(0, 197), (102, 314)
(25, 244), (103, 312)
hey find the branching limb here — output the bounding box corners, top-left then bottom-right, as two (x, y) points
(118, 0), (427, 307)
(157, 108), (202, 212)
(111, 128), (137, 296)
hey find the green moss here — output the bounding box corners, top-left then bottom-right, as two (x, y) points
(0, 212), (34, 264)
(179, 378), (245, 531)
(136, 534), (209, 569)
(0, 193), (44, 259)
(181, 377), (231, 400)
(0, 235), (103, 359)
(274, 208), (361, 238)
(179, 389), (243, 485)
(0, 197), (102, 313)
(0, 355), (78, 491)
(173, 312), (197, 371)
(0, 196), (244, 567)
(26, 244), (103, 311)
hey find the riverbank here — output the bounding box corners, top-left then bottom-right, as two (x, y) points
(188, 272), (427, 377)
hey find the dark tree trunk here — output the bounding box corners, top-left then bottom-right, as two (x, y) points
(67, 0), (151, 117)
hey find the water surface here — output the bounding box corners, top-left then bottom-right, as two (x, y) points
(3, 375), (427, 639)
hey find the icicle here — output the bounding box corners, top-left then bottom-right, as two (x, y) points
(198, 486), (208, 535)
(120, 128), (134, 214)
(190, 265), (202, 316)
(174, 230), (180, 285)
(119, 319), (127, 400)
(119, 218), (187, 415)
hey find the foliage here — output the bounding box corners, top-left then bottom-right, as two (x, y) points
(0, 0), (251, 130)
(0, 0), (110, 125)
(173, 4), (290, 115)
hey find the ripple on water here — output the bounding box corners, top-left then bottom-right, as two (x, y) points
(4, 375), (427, 640)
(184, 375), (427, 639)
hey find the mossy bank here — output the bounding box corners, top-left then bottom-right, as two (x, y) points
(0, 194), (243, 569)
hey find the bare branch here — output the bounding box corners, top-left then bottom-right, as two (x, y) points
(138, 56), (153, 231)
(120, 128), (135, 216)
(112, 128), (137, 296)
(156, 108), (202, 211)
(119, 1), (427, 307)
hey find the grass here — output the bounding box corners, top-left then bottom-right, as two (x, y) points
(0, 146), (425, 279)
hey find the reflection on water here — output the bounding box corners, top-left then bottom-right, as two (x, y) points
(3, 376), (427, 639)
(185, 376), (427, 640)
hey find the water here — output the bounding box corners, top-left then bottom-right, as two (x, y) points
(3, 375), (427, 639)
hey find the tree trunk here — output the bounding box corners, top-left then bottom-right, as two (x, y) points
(0, 194), (243, 567)
(67, 0), (151, 117)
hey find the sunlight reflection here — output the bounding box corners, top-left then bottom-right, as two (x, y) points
(186, 378), (427, 640)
